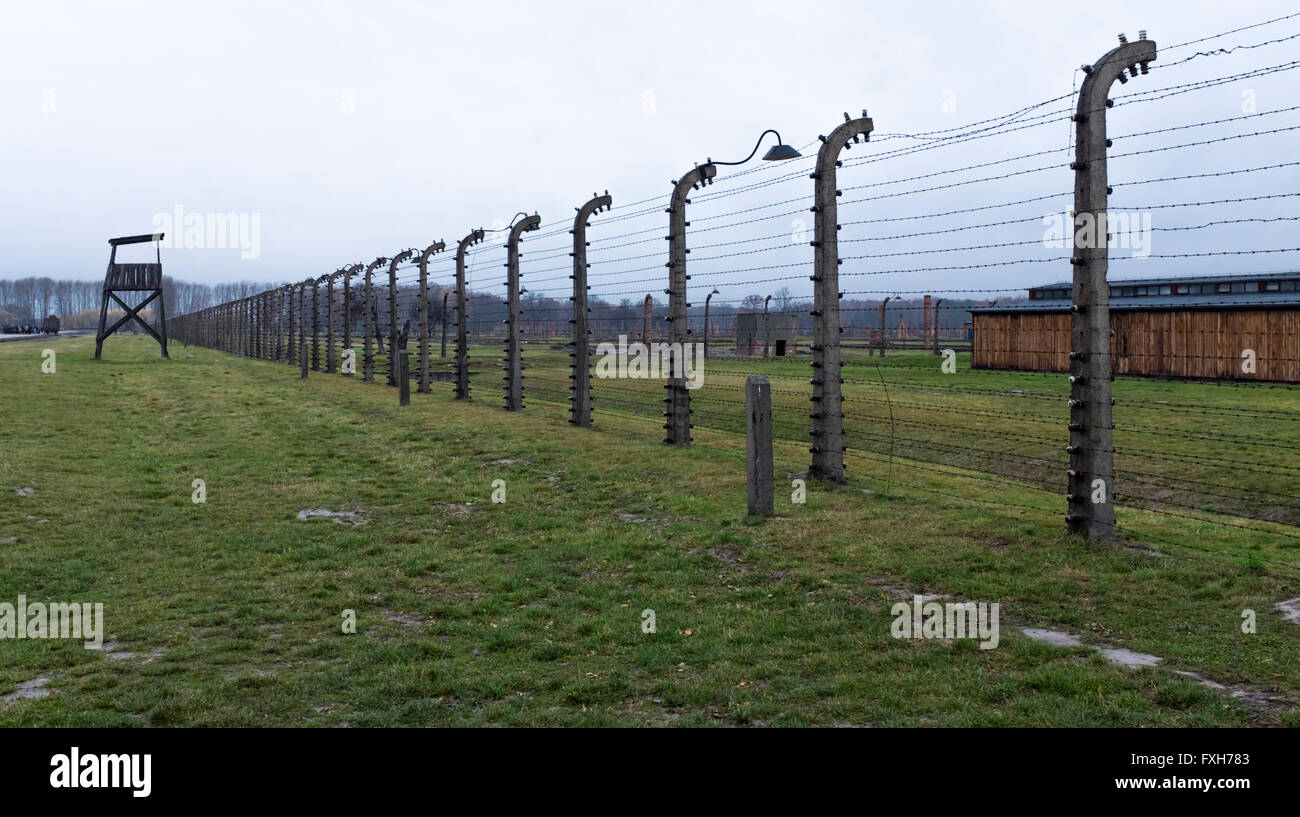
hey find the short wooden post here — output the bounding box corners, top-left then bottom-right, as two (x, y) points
(398, 350), (410, 405)
(746, 375), (773, 517)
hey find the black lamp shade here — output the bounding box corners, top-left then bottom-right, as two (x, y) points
(761, 143), (802, 160)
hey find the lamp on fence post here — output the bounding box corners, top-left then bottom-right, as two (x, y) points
(454, 229), (486, 399)
(810, 112), (872, 482)
(703, 288), (719, 359)
(570, 192), (612, 428)
(418, 240), (447, 393)
(666, 128), (802, 447)
(362, 257), (389, 383)
(1067, 32), (1156, 542)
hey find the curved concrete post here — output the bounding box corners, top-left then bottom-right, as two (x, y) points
(810, 113), (873, 482)
(665, 163), (716, 446)
(441, 292), (449, 359)
(570, 192), (611, 427)
(283, 286), (295, 365)
(298, 280), (312, 366)
(417, 240), (447, 393)
(454, 229), (485, 399)
(504, 214), (541, 411)
(362, 257), (388, 383)
(339, 263), (361, 374)
(1067, 33), (1156, 540)
(312, 275), (327, 370)
(386, 250), (417, 385)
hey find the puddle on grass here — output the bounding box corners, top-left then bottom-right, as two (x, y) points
(1022, 628), (1161, 667)
(1099, 647), (1161, 668)
(88, 641), (136, 660)
(1, 676), (52, 702)
(1022, 628), (1083, 648)
(434, 503), (474, 518)
(1277, 597), (1300, 626)
(296, 508), (368, 527)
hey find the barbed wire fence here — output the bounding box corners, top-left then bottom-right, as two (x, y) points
(168, 14), (1300, 578)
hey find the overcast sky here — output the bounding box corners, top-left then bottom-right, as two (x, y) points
(2, 0), (1297, 303)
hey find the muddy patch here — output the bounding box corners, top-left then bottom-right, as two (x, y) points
(1022, 628), (1083, 648)
(297, 508), (368, 527)
(708, 545), (745, 569)
(1022, 628), (1161, 668)
(1173, 670), (1295, 712)
(88, 641), (137, 661)
(434, 502), (475, 518)
(1, 676), (52, 702)
(1276, 597), (1300, 626)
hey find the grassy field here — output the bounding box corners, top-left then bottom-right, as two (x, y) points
(1, 334), (1298, 727)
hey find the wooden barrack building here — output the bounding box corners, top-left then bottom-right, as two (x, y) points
(970, 272), (1300, 383)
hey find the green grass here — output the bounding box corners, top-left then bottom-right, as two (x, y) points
(0, 334), (1297, 727)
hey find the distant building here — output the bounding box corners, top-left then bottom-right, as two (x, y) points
(970, 272), (1300, 382)
(736, 312), (797, 356)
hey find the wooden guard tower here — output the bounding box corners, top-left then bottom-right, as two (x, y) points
(95, 232), (168, 359)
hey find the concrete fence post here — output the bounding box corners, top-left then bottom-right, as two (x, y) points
(810, 111), (873, 482)
(441, 292), (450, 359)
(570, 192), (612, 428)
(877, 296), (891, 358)
(418, 241), (446, 393)
(298, 281), (309, 370)
(286, 288), (296, 366)
(454, 229), (485, 399)
(642, 294), (653, 344)
(312, 277), (323, 371)
(504, 214), (541, 411)
(325, 271), (338, 372)
(386, 250), (416, 386)
(362, 257), (387, 383)
(746, 375), (774, 516)
(341, 264), (358, 375)
(1067, 33), (1156, 541)
(932, 298), (944, 355)
(665, 163), (716, 446)
(300, 334), (308, 379)
(276, 287), (286, 363)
